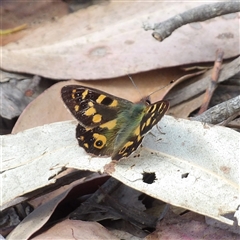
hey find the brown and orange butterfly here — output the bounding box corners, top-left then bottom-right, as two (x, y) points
(61, 85), (169, 160)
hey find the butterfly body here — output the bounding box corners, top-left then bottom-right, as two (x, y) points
(61, 85), (169, 160)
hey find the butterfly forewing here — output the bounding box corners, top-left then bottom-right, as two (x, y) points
(61, 85), (131, 127)
(140, 101), (169, 135)
(111, 101), (169, 160)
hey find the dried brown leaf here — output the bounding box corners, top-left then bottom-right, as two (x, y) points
(1, 2), (239, 79)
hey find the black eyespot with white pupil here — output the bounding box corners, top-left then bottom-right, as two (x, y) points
(96, 140), (103, 146)
(93, 133), (107, 149)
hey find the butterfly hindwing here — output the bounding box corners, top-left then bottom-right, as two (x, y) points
(76, 122), (120, 157)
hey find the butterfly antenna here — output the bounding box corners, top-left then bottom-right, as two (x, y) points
(148, 79), (176, 99)
(128, 75), (143, 99)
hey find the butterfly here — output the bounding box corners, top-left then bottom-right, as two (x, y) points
(61, 85), (169, 161)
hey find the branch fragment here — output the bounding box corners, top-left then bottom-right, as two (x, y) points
(191, 95), (240, 125)
(151, 2), (240, 41)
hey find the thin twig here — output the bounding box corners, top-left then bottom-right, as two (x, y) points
(0, 24), (27, 35)
(218, 111), (240, 127)
(198, 49), (224, 114)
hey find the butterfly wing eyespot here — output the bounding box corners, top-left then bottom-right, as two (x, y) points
(76, 124), (118, 157)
